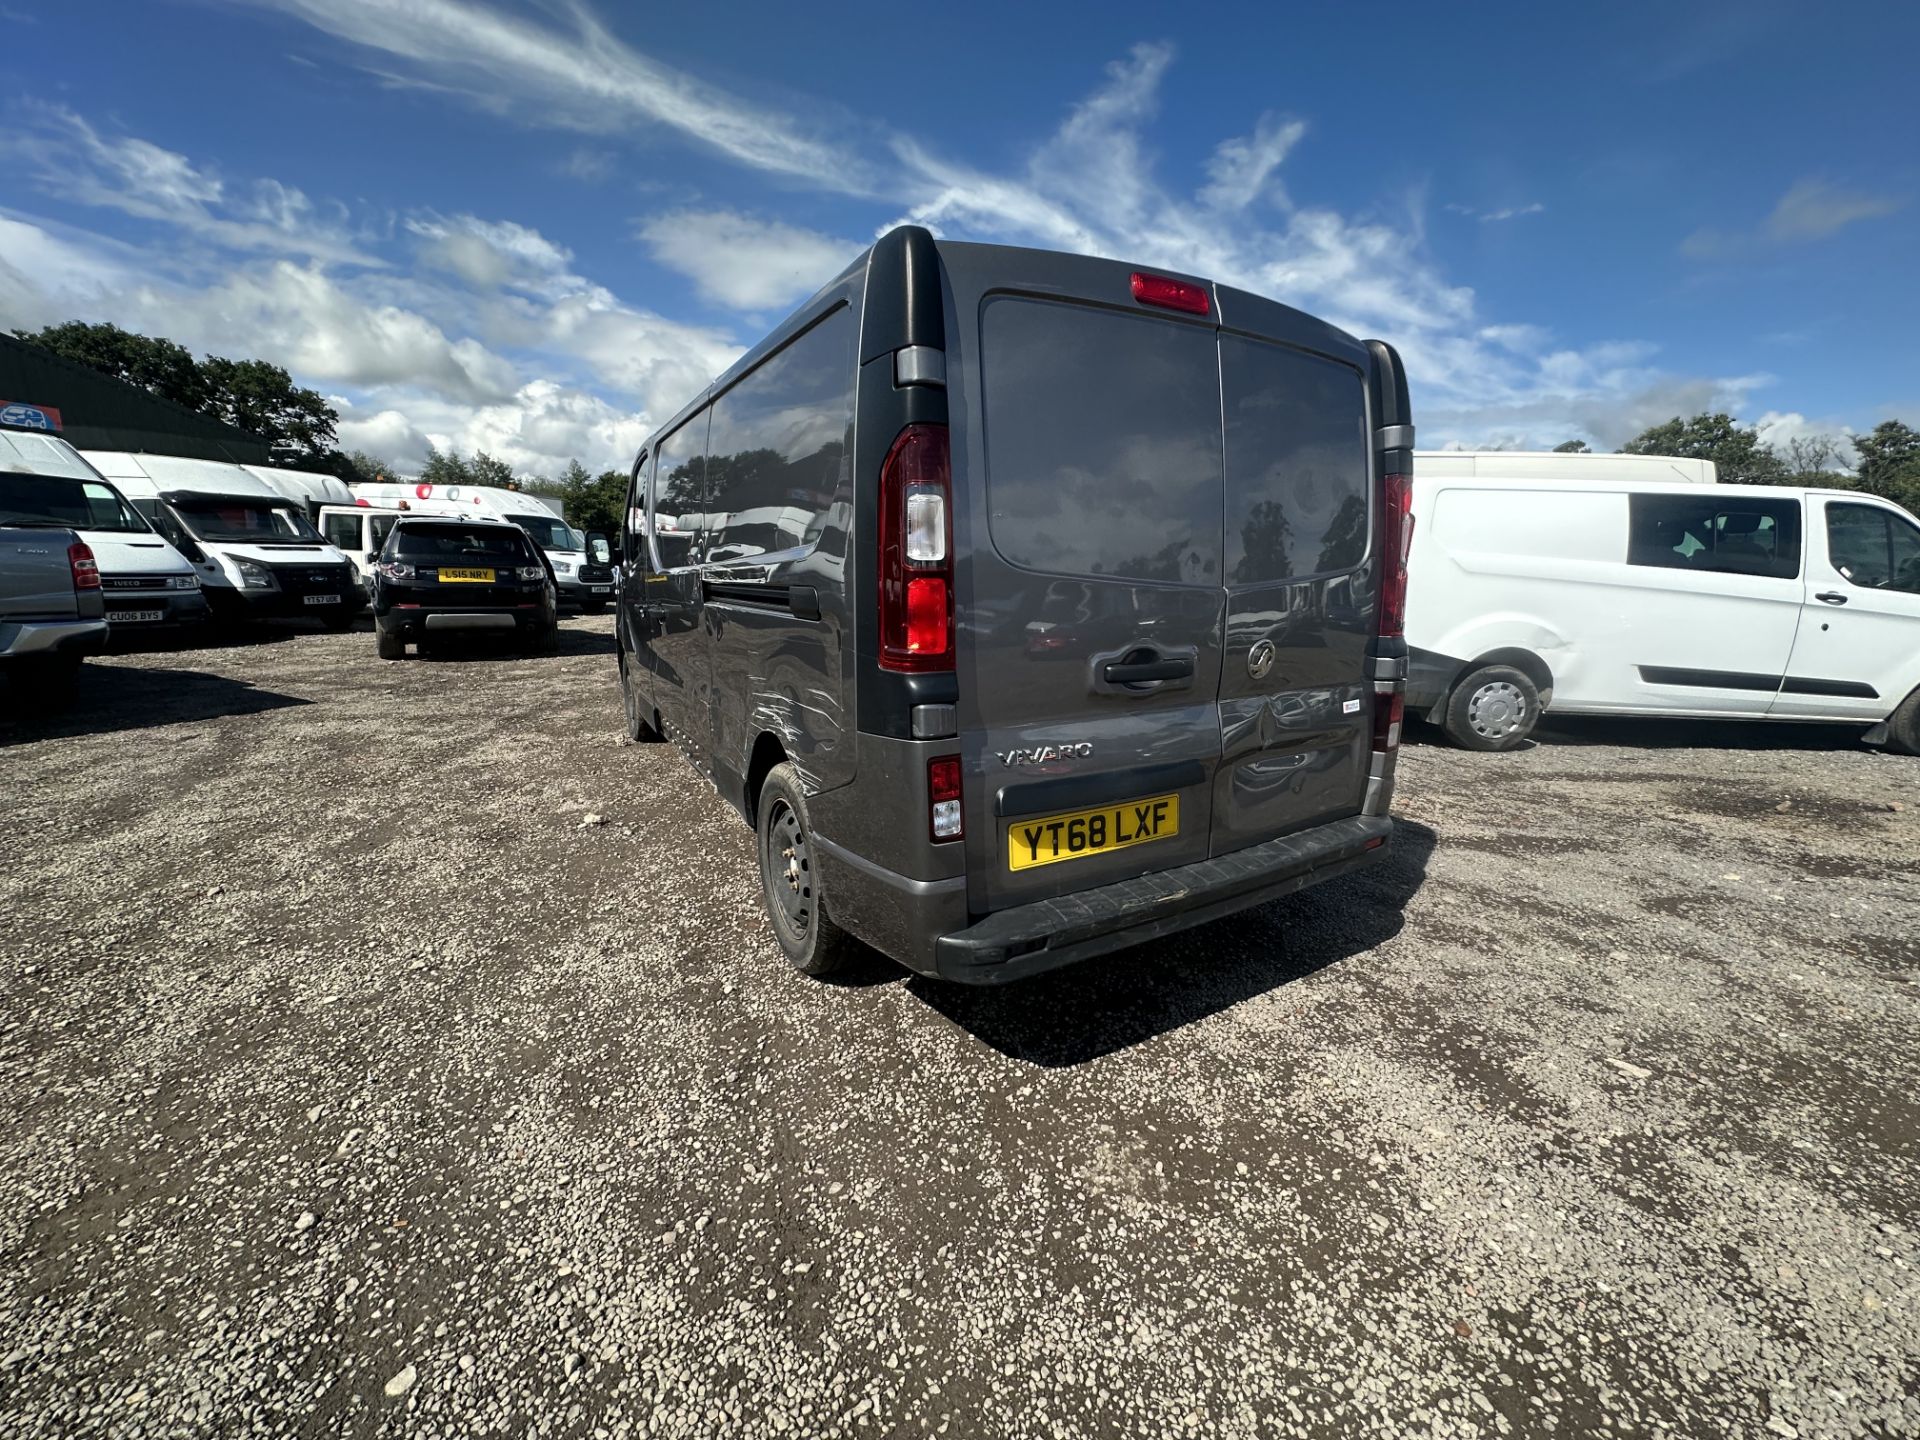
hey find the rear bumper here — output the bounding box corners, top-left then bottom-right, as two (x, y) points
(933, 814), (1393, 984)
(0, 618), (109, 661)
(377, 606), (548, 638)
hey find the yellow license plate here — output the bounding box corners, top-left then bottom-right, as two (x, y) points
(438, 567), (495, 583)
(1006, 793), (1179, 872)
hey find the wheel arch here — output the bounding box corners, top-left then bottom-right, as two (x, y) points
(745, 732), (790, 824)
(1459, 647), (1555, 706)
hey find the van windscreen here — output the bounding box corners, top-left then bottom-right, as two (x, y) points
(0, 472), (150, 534)
(982, 297), (1222, 585)
(508, 514), (578, 551)
(172, 497), (320, 544)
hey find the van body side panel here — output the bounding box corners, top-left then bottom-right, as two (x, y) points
(701, 293), (861, 807)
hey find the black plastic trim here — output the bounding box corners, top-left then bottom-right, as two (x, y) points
(1783, 675), (1879, 699)
(861, 226), (946, 364)
(995, 761), (1207, 819)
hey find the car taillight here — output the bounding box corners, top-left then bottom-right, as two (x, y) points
(929, 755), (963, 841)
(67, 541), (100, 590)
(879, 424), (953, 672)
(1378, 472), (1413, 637)
(1372, 691), (1405, 754)
(376, 560), (416, 581)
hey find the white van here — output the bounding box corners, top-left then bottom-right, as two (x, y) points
(1417, 450), (1718, 486)
(1405, 468), (1920, 753)
(243, 465), (354, 521)
(314, 504), (405, 585)
(349, 482), (613, 611)
(0, 430), (209, 637)
(83, 451), (363, 628)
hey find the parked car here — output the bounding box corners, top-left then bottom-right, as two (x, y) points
(616, 225), (1413, 984)
(370, 515), (559, 659)
(82, 452), (361, 628)
(349, 483), (612, 612)
(0, 430), (208, 640)
(1404, 464), (1920, 752)
(0, 521), (105, 702)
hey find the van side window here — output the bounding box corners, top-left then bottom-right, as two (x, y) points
(369, 514), (397, 552)
(1626, 494), (1802, 579)
(1828, 502), (1920, 594)
(323, 513), (360, 550)
(704, 306), (854, 565)
(1221, 335), (1370, 583)
(626, 451), (649, 559)
(981, 296), (1222, 586)
(651, 413), (709, 569)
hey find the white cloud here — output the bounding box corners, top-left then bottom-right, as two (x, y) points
(636, 210), (860, 312)
(7, 104), (381, 267)
(235, 0), (870, 192)
(1446, 201), (1546, 223)
(1200, 114), (1306, 212)
(337, 380), (652, 477)
(407, 213), (576, 293)
(1754, 410), (1857, 470)
(1684, 176), (1903, 258)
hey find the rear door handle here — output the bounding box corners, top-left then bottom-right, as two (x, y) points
(1815, 591), (1848, 605)
(1102, 656), (1194, 684)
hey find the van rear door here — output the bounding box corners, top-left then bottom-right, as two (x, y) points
(1210, 312), (1377, 852)
(946, 250), (1227, 913)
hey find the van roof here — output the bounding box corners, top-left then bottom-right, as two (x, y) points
(1411, 471), (1878, 504)
(0, 428), (106, 482)
(81, 450), (285, 499)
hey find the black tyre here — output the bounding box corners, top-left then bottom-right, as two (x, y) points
(1442, 664), (1540, 751)
(756, 762), (855, 978)
(528, 620), (559, 656)
(618, 643), (664, 742)
(1884, 688), (1920, 757)
(376, 628), (406, 661)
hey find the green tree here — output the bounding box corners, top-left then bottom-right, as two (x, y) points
(198, 355), (338, 465)
(418, 446), (473, 487)
(1778, 434), (1851, 486)
(14, 321), (208, 410)
(470, 450), (517, 488)
(1619, 413), (1788, 486)
(1853, 421), (1920, 510)
(336, 449), (397, 485)
(1552, 439), (1590, 453)
(538, 458), (628, 535)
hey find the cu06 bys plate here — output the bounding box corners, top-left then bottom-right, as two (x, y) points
(1005, 793), (1179, 872)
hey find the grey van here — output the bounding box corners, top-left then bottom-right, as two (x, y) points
(616, 226), (1414, 984)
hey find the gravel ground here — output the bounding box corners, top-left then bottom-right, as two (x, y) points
(1, 617), (1915, 1440)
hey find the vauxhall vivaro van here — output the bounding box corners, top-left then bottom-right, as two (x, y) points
(616, 226), (1414, 984)
(1404, 465), (1920, 752)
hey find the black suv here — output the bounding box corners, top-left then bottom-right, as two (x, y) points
(371, 518), (558, 659)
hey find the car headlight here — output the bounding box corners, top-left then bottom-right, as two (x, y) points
(551, 559), (575, 574)
(167, 574), (201, 590)
(235, 559), (277, 590)
(514, 565), (546, 581)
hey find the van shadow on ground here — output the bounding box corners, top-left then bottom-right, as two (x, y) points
(897, 819), (1436, 1067)
(0, 665), (310, 746)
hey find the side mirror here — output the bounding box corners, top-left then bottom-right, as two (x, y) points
(587, 532), (614, 565)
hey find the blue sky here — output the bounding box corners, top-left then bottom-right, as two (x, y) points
(2, 0), (1914, 475)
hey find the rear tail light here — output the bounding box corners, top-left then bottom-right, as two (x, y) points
(1378, 472), (1413, 637)
(67, 541), (100, 590)
(1372, 691), (1405, 754)
(1130, 272), (1211, 316)
(929, 755), (963, 841)
(879, 424), (953, 671)
(375, 560), (416, 582)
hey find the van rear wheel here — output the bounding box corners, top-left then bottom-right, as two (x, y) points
(1885, 688), (1920, 756)
(1443, 664), (1540, 751)
(756, 763), (854, 978)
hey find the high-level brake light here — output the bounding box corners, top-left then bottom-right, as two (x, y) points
(878, 424), (953, 672)
(1130, 272), (1211, 317)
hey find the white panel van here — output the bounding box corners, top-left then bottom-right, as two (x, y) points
(0, 430), (208, 637)
(1405, 472), (1920, 753)
(83, 452), (363, 627)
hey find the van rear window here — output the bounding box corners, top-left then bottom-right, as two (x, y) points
(1221, 335), (1370, 583)
(982, 297), (1222, 585)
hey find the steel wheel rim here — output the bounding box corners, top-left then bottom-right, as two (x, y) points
(1468, 681), (1526, 739)
(764, 798), (813, 942)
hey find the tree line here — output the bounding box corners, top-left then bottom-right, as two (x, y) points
(18, 320), (1917, 528)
